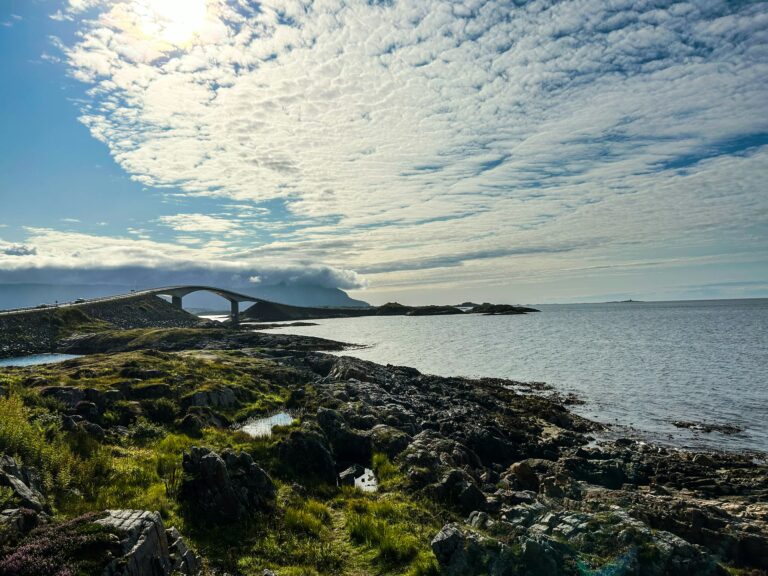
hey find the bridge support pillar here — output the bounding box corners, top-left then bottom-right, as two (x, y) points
(171, 295), (183, 309)
(230, 300), (239, 326)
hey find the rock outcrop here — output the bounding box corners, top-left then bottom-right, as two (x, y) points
(179, 446), (276, 522)
(0, 456), (46, 513)
(0, 510), (199, 576)
(295, 353), (768, 574)
(96, 509), (200, 576)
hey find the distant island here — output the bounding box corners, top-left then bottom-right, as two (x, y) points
(240, 300), (540, 322)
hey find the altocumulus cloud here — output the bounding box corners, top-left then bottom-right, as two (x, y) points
(49, 0), (768, 293)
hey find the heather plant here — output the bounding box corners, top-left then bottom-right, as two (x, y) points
(0, 513), (117, 576)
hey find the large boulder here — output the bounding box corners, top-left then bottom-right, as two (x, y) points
(97, 510), (171, 576)
(316, 407), (372, 462)
(370, 424), (411, 458)
(0, 455), (46, 512)
(97, 509), (201, 576)
(0, 508), (48, 547)
(181, 387), (239, 410)
(507, 461), (540, 492)
(39, 386), (86, 408)
(180, 446), (275, 522)
(278, 428), (337, 484)
(0, 510), (199, 576)
(431, 523), (522, 576)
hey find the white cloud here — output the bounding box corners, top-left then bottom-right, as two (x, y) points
(48, 0), (768, 297)
(0, 228), (366, 289)
(158, 213), (242, 234)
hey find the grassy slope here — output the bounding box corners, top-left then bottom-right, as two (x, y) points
(0, 348), (446, 576)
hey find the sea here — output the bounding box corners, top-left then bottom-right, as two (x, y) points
(264, 299), (768, 455)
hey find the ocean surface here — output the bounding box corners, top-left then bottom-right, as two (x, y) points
(265, 299), (768, 454)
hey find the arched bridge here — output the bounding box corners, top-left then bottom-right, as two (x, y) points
(146, 286), (261, 325)
(0, 285), (264, 325)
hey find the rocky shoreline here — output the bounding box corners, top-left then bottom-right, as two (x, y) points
(0, 326), (765, 575)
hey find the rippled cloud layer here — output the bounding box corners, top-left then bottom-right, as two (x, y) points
(16, 0), (768, 300)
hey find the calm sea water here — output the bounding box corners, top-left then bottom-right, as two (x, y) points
(0, 353), (81, 367)
(267, 299), (768, 454)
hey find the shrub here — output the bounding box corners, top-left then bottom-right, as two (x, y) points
(141, 398), (177, 424)
(0, 396), (78, 492)
(0, 513), (118, 576)
(127, 419), (165, 443)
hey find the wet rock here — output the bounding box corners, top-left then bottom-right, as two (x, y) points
(692, 453), (716, 468)
(278, 428), (337, 484)
(328, 356), (381, 383)
(0, 455), (46, 512)
(180, 446), (276, 523)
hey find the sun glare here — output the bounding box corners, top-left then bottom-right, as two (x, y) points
(138, 0), (208, 46)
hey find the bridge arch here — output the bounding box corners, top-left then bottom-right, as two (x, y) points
(150, 286), (261, 325)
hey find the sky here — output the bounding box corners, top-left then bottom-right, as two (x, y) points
(1, 0), (767, 305)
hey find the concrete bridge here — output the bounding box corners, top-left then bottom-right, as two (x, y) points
(0, 285), (263, 326)
(144, 286), (261, 325)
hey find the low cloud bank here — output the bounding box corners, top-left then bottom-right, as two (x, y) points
(0, 263), (366, 292)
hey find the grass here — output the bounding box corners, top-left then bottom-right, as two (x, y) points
(0, 395), (82, 493)
(343, 494), (442, 571)
(0, 344), (446, 576)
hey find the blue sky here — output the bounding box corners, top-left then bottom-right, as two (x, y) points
(1, 0), (767, 304)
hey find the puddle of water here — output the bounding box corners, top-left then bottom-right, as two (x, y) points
(199, 314), (229, 323)
(239, 412), (295, 437)
(355, 468), (378, 492)
(0, 354), (82, 367)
